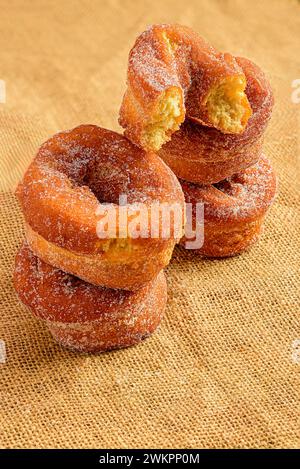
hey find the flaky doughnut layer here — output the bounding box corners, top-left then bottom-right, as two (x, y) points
(14, 243), (167, 353)
(16, 125), (185, 290)
(119, 24), (252, 151)
(159, 58), (274, 184)
(180, 155), (277, 257)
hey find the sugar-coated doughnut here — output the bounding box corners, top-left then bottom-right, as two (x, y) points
(159, 58), (274, 184)
(14, 243), (167, 353)
(180, 155), (277, 257)
(16, 125), (185, 290)
(119, 24), (252, 151)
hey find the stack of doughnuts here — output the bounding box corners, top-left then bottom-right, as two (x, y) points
(14, 125), (185, 352)
(119, 24), (277, 257)
(14, 24), (278, 354)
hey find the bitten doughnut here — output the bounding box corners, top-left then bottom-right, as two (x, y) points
(181, 155), (277, 257)
(14, 243), (167, 353)
(16, 125), (185, 291)
(159, 58), (274, 184)
(119, 24), (252, 151)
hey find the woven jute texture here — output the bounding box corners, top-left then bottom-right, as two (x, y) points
(0, 0), (299, 449)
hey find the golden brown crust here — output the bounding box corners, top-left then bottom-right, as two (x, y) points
(119, 24), (252, 151)
(180, 155), (277, 257)
(25, 223), (174, 290)
(159, 58), (274, 184)
(14, 242), (167, 353)
(16, 125), (185, 289)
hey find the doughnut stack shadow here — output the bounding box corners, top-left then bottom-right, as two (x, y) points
(119, 24), (277, 258)
(14, 24), (277, 353)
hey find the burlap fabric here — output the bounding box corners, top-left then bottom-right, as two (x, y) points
(0, 0), (299, 449)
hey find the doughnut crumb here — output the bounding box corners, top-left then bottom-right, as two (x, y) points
(141, 88), (184, 151)
(206, 76), (252, 134)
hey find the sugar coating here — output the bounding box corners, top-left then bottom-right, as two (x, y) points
(16, 124), (185, 255)
(15, 124), (184, 291)
(158, 56), (274, 182)
(14, 243), (167, 352)
(182, 155), (277, 222)
(119, 24), (252, 150)
(25, 222), (174, 291)
(126, 24), (242, 103)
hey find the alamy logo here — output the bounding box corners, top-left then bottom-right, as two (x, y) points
(95, 195), (204, 250)
(0, 340), (6, 363)
(291, 339), (300, 364)
(0, 80), (6, 103)
(291, 79), (300, 104)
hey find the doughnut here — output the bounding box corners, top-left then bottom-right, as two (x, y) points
(180, 155), (277, 257)
(16, 125), (185, 291)
(159, 57), (274, 184)
(119, 24), (252, 151)
(14, 242), (167, 353)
